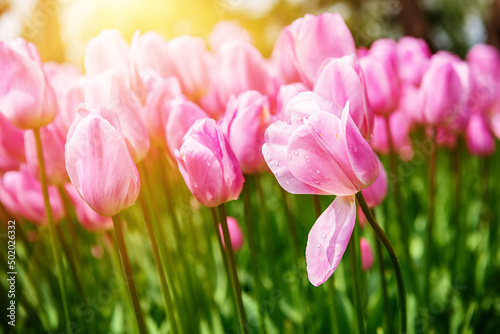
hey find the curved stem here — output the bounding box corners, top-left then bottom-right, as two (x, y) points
(111, 215), (148, 333)
(138, 190), (178, 334)
(218, 204), (249, 334)
(356, 192), (406, 334)
(33, 128), (72, 333)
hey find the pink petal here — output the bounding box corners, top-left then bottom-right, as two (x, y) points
(306, 195), (357, 286)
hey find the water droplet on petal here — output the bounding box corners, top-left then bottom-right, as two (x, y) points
(314, 180), (320, 185)
(287, 153), (292, 158)
(207, 161), (211, 167)
(294, 150), (299, 156)
(316, 243), (321, 248)
(285, 179), (290, 185)
(316, 169), (320, 174)
(336, 208), (342, 214)
(274, 161), (279, 166)
(193, 182), (198, 188)
(321, 233), (326, 239)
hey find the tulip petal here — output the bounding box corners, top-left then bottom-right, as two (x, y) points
(306, 195), (356, 286)
(288, 111), (364, 196)
(262, 120), (328, 195)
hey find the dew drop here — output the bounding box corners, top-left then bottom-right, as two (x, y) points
(316, 243), (321, 248)
(207, 161), (211, 167)
(321, 233), (326, 239)
(314, 180), (320, 185)
(316, 169), (320, 174)
(305, 154), (309, 161)
(286, 179), (290, 185)
(336, 208), (342, 214)
(274, 161), (279, 166)
(288, 153), (292, 158)
(294, 150), (299, 156)
(193, 182), (198, 189)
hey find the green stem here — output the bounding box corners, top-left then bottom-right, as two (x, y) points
(426, 128), (437, 305)
(218, 204), (249, 334)
(356, 192), (406, 334)
(138, 190), (178, 334)
(349, 227), (365, 334)
(111, 215), (148, 333)
(375, 237), (392, 334)
(280, 187), (299, 260)
(33, 128), (72, 333)
(312, 195), (322, 218)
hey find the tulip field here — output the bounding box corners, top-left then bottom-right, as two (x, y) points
(2, 10), (500, 334)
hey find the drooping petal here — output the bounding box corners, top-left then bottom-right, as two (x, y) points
(306, 195), (357, 286)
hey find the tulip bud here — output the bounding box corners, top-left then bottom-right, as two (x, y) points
(369, 111), (413, 160)
(0, 38), (56, 129)
(0, 113), (25, 173)
(360, 237), (374, 271)
(466, 113), (495, 156)
(65, 105), (141, 217)
(0, 167), (64, 224)
(396, 37), (430, 86)
(222, 91), (272, 174)
(24, 123), (68, 185)
(276, 83), (308, 119)
(175, 118), (244, 207)
(314, 55), (373, 139)
(218, 216), (244, 251)
(467, 44), (500, 113)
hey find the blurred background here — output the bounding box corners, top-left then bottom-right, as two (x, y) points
(0, 0), (498, 64)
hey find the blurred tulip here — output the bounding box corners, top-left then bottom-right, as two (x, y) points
(314, 55), (373, 139)
(222, 91), (272, 174)
(85, 70), (150, 162)
(396, 37), (431, 86)
(467, 44), (500, 113)
(361, 157), (388, 208)
(65, 184), (113, 232)
(0, 167), (64, 224)
(466, 113), (495, 156)
(24, 123), (67, 185)
(0, 38), (56, 129)
(276, 83), (308, 119)
(360, 54), (400, 115)
(208, 21), (252, 51)
(218, 216), (244, 251)
(370, 111), (414, 160)
(273, 13), (356, 87)
(360, 237), (375, 271)
(175, 118), (244, 207)
(417, 52), (469, 127)
(55, 76), (87, 134)
(143, 77), (183, 146)
(0, 113), (25, 173)
(65, 105), (141, 217)
(369, 38), (397, 69)
(215, 40), (275, 103)
(84, 30), (131, 87)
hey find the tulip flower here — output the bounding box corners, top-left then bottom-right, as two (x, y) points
(0, 38), (56, 129)
(0, 167), (64, 224)
(24, 123), (68, 185)
(262, 92), (379, 286)
(370, 111), (414, 160)
(208, 20), (252, 51)
(65, 105), (141, 217)
(65, 184), (113, 232)
(396, 36), (430, 86)
(272, 13), (356, 87)
(417, 52), (469, 127)
(0, 113), (25, 173)
(85, 70), (150, 162)
(360, 237), (375, 271)
(54, 76), (87, 134)
(467, 44), (500, 113)
(215, 40), (275, 104)
(218, 216), (244, 251)
(221, 91), (272, 174)
(314, 55), (373, 139)
(466, 113), (495, 156)
(361, 157), (388, 208)
(276, 83), (308, 118)
(175, 118), (244, 207)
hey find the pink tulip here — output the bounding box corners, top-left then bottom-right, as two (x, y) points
(369, 111), (414, 160)
(314, 55), (373, 139)
(222, 91), (272, 174)
(84, 30), (131, 87)
(360, 237), (375, 271)
(369, 38), (398, 69)
(85, 71), (150, 162)
(466, 113), (495, 156)
(175, 118), (244, 207)
(143, 77), (183, 146)
(0, 113), (25, 173)
(263, 91), (379, 286)
(0, 167), (64, 224)
(218, 216), (244, 251)
(273, 13), (356, 87)
(166, 98), (208, 158)
(263, 91), (378, 196)
(24, 123), (68, 185)
(165, 36), (211, 100)
(433, 127), (457, 149)
(396, 37), (431, 86)
(357, 205), (367, 228)
(467, 44), (500, 113)
(0, 38), (56, 129)
(208, 21), (252, 51)
(361, 157), (388, 208)
(276, 83), (308, 119)
(55, 76), (87, 134)
(65, 184), (113, 232)
(215, 40), (275, 104)
(360, 54), (400, 115)
(417, 52), (469, 127)
(65, 105), (141, 217)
